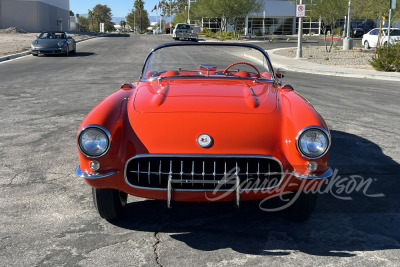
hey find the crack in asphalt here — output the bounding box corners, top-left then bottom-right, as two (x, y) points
(153, 232), (163, 267)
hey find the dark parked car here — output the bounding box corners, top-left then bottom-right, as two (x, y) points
(31, 31), (76, 56)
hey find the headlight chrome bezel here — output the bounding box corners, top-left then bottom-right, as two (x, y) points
(58, 40), (67, 47)
(296, 126), (331, 159)
(77, 125), (111, 158)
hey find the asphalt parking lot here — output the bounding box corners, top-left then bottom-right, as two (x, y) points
(0, 34), (399, 266)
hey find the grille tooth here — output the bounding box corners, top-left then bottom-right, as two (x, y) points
(126, 156), (283, 190)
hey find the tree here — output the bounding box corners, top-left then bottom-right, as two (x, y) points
(172, 12), (188, 25)
(78, 16), (89, 31)
(309, 0), (348, 52)
(92, 4), (113, 32)
(88, 10), (95, 32)
(126, 1), (150, 33)
(191, 0), (263, 38)
(120, 20), (127, 32)
(70, 10), (75, 16)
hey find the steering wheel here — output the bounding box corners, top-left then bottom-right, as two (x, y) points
(223, 62), (261, 78)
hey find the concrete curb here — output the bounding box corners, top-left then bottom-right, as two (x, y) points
(0, 34), (105, 63)
(268, 47), (400, 82)
(0, 51), (31, 63)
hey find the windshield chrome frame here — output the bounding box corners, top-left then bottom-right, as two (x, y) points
(140, 42), (277, 82)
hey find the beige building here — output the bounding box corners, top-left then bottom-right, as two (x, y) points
(0, 0), (70, 32)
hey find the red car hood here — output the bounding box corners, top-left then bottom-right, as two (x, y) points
(134, 79), (277, 114)
(128, 79), (282, 155)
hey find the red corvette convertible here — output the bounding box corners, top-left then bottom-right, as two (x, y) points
(76, 43), (332, 221)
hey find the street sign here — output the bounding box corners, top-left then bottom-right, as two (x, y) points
(296, 4), (306, 17)
(391, 0), (396, 9)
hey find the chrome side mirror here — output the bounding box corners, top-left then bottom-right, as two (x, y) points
(275, 68), (285, 84)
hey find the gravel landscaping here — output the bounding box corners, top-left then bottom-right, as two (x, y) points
(0, 27), (92, 57)
(274, 45), (376, 69)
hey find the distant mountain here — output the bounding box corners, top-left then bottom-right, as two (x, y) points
(112, 17), (125, 24)
(74, 14), (173, 25)
(149, 15), (174, 23)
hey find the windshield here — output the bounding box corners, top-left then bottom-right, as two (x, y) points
(142, 44), (274, 81)
(38, 32), (66, 39)
(388, 29), (400, 36)
(177, 24), (190, 30)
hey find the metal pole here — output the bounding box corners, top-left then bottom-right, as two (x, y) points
(343, 0), (353, 50)
(388, 1), (393, 45)
(346, 1), (351, 38)
(188, 0), (190, 24)
(263, 10), (265, 41)
(297, 0), (303, 59)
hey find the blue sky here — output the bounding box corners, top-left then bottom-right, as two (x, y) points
(70, 0), (163, 17)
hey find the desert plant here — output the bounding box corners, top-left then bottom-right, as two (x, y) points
(269, 35), (278, 41)
(369, 44), (400, 71)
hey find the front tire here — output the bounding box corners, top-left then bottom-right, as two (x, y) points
(285, 191), (317, 222)
(364, 41), (370, 49)
(92, 188), (128, 220)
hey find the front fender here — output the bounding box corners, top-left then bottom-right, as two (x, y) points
(279, 89), (330, 176)
(77, 85), (143, 176)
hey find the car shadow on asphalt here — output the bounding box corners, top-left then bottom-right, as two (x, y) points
(35, 52), (95, 57)
(69, 52), (95, 57)
(110, 130), (400, 257)
(104, 33), (130, 38)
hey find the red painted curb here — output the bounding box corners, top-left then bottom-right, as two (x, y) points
(319, 36), (342, 40)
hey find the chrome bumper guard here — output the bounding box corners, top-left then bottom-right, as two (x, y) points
(75, 166), (119, 179)
(292, 167), (333, 180)
(167, 174), (240, 208)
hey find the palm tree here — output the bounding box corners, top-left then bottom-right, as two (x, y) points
(88, 10), (94, 32)
(120, 20), (127, 32)
(94, 13), (101, 32)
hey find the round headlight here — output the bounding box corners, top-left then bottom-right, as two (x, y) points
(297, 127), (330, 159)
(78, 126), (110, 157)
(58, 40), (67, 47)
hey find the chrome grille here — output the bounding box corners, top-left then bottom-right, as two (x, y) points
(125, 155), (283, 190)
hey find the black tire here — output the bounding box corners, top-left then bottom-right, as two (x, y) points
(364, 41), (370, 49)
(285, 191), (317, 222)
(32, 54), (38, 56)
(92, 188), (128, 220)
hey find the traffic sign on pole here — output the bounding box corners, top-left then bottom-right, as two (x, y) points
(296, 4), (306, 17)
(391, 0), (396, 9)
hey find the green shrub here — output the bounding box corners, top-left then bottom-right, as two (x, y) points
(269, 35), (278, 41)
(333, 27), (343, 36)
(369, 44), (400, 72)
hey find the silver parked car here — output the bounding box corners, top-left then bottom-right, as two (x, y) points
(31, 31), (76, 56)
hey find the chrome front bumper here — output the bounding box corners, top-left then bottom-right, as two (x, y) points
(75, 166), (119, 179)
(75, 165), (332, 208)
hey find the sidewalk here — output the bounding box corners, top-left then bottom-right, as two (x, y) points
(267, 47), (400, 82)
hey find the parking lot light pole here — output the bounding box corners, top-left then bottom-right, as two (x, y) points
(343, 0), (353, 50)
